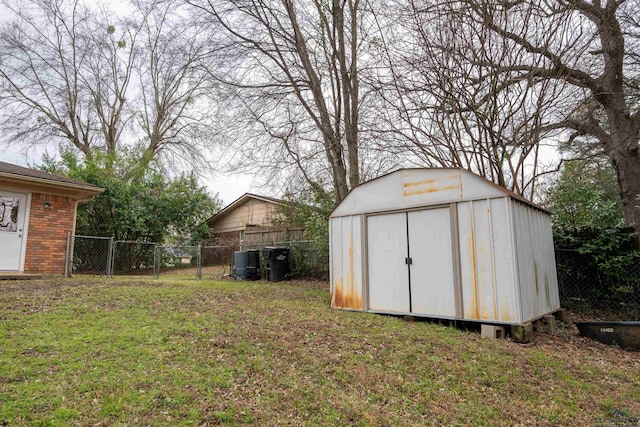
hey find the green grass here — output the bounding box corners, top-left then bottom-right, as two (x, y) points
(1, 277), (639, 426)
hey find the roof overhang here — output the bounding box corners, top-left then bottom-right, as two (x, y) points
(0, 172), (104, 201)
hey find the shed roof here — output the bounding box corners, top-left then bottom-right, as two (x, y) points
(0, 161), (104, 194)
(331, 168), (548, 218)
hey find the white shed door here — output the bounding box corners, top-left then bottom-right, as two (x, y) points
(367, 213), (410, 313)
(0, 191), (28, 271)
(407, 208), (456, 317)
(367, 208), (456, 317)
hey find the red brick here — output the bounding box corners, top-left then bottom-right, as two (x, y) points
(24, 193), (76, 275)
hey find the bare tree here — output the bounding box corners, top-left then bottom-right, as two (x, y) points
(134, 0), (215, 171)
(0, 0), (215, 172)
(0, 0), (137, 160)
(366, 1), (568, 201)
(392, 0), (640, 234)
(188, 0), (365, 203)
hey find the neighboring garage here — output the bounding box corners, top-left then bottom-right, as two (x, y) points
(329, 168), (560, 327)
(0, 161), (103, 275)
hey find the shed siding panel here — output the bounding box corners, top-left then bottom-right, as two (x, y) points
(472, 200), (495, 321)
(330, 216), (363, 310)
(489, 198), (521, 323)
(330, 218), (342, 308)
(513, 202), (560, 323)
(457, 198), (519, 323)
(460, 172), (507, 200)
(342, 216), (363, 310)
(513, 204), (537, 321)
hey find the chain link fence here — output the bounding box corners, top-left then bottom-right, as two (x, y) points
(68, 235), (113, 275)
(154, 245), (201, 279)
(67, 235), (640, 314)
(67, 236), (640, 317)
(68, 239), (234, 280)
(556, 249), (640, 320)
(111, 241), (157, 276)
(200, 245), (236, 280)
(67, 235), (158, 278)
(66, 235), (324, 280)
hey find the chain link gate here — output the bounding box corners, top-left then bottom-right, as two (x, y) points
(153, 245), (201, 279)
(66, 235), (114, 276)
(199, 245), (236, 280)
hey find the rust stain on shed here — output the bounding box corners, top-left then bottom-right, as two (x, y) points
(344, 240), (362, 310)
(342, 289), (362, 310)
(480, 303), (490, 320)
(544, 274), (551, 308)
(534, 260), (539, 295)
(332, 238), (362, 310)
(403, 185), (461, 197)
(477, 243), (490, 320)
(403, 178), (437, 188)
(465, 232), (479, 320)
(332, 278), (344, 308)
(334, 275), (362, 310)
(500, 300), (513, 322)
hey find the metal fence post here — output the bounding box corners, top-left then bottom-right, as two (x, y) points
(106, 237), (115, 277)
(197, 244), (202, 280)
(154, 246), (159, 279)
(64, 232), (72, 278)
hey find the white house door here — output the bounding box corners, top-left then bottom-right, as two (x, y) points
(0, 191), (28, 271)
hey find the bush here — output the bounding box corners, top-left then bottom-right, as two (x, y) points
(547, 160), (640, 312)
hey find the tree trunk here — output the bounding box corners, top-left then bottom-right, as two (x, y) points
(325, 134), (350, 203)
(604, 107), (640, 244)
(335, 0), (360, 191)
(610, 147), (640, 240)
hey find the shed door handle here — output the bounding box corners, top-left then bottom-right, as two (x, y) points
(405, 257), (412, 265)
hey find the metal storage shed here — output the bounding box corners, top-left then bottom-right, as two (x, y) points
(329, 168), (560, 327)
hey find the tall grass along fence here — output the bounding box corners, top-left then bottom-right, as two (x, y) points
(556, 249), (640, 320)
(66, 234), (325, 280)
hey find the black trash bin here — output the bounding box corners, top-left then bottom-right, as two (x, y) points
(246, 249), (260, 281)
(262, 246), (290, 282)
(233, 251), (248, 280)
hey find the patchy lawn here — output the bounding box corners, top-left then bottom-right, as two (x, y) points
(0, 278), (638, 426)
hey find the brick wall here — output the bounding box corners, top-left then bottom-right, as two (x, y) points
(24, 193), (76, 274)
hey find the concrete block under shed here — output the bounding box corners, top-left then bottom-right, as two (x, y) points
(481, 324), (505, 339)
